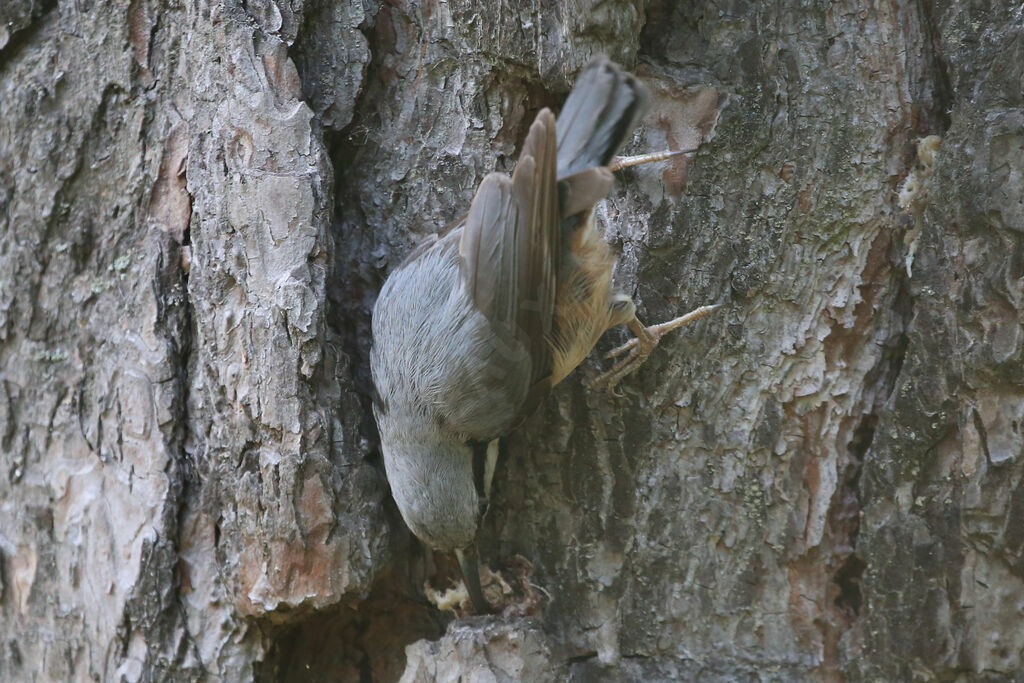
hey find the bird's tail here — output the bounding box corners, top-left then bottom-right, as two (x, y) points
(555, 57), (650, 180)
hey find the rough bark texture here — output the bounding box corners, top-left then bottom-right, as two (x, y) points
(1, 0), (1022, 680)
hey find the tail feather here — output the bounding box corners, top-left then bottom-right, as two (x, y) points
(555, 57), (650, 179)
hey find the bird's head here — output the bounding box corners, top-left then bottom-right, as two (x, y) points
(380, 425), (480, 551)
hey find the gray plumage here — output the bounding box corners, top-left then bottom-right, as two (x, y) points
(371, 57), (649, 568)
(371, 228), (533, 548)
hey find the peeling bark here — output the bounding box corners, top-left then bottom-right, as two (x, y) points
(1, 0), (1022, 680)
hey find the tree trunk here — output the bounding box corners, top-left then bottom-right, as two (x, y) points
(2, 0), (1021, 680)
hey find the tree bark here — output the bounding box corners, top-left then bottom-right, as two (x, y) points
(1, 0), (1022, 680)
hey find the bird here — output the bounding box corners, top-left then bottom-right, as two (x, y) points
(370, 57), (717, 613)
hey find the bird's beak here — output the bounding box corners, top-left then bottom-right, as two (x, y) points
(455, 545), (491, 614)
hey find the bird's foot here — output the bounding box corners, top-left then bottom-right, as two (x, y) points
(609, 148), (697, 172)
(589, 304), (720, 391)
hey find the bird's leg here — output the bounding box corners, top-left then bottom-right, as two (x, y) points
(609, 148), (697, 172)
(590, 304), (720, 390)
(605, 304), (720, 360)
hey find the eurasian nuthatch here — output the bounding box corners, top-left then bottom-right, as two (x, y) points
(371, 57), (717, 612)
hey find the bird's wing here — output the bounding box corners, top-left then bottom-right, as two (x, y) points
(459, 108), (559, 389)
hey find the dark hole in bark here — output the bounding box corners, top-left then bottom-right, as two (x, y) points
(833, 553), (867, 616)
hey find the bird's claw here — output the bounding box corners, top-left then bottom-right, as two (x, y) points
(590, 351), (651, 391)
(604, 337), (638, 360)
(588, 304), (721, 392)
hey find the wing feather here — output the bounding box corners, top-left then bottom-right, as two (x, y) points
(459, 109), (560, 387)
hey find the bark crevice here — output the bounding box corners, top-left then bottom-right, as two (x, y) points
(0, 0), (58, 71)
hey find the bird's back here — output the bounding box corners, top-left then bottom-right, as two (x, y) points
(371, 230), (533, 444)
